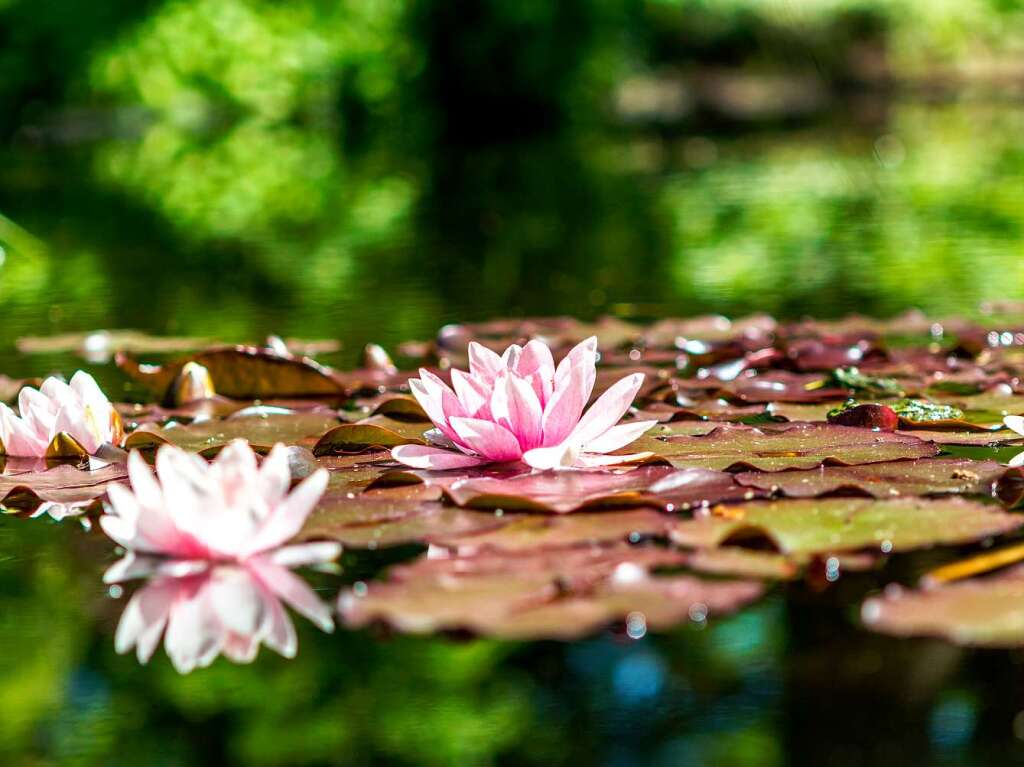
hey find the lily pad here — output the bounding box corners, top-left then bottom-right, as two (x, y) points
(0, 463), (128, 514)
(338, 544), (762, 639)
(117, 346), (348, 400)
(725, 372), (848, 404)
(370, 465), (758, 514)
(298, 483), (509, 549)
(735, 458), (1005, 499)
(124, 413), (341, 455)
(430, 509), (676, 552)
(669, 496), (1022, 556)
(650, 423), (939, 472)
(861, 567), (1024, 647)
(313, 416), (430, 455)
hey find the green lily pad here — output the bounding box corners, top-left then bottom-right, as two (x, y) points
(124, 413), (341, 455)
(313, 416), (430, 455)
(669, 496), (1022, 556)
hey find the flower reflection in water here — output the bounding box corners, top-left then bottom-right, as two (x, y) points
(100, 439), (339, 673)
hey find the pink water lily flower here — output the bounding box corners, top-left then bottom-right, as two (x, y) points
(0, 371), (123, 456)
(392, 337), (656, 471)
(101, 439), (338, 673)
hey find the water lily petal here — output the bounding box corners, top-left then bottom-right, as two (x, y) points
(468, 341), (504, 381)
(491, 370), (543, 451)
(1004, 415), (1024, 437)
(449, 416), (523, 462)
(522, 441), (581, 471)
(451, 369), (493, 420)
(391, 444), (489, 469)
(571, 373), (646, 448)
(582, 419), (657, 455)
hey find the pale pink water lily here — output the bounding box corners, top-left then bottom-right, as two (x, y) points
(101, 439), (338, 673)
(1003, 416), (1024, 467)
(392, 337), (656, 471)
(0, 371), (123, 456)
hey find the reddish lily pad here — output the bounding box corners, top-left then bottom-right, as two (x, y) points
(339, 544), (762, 639)
(669, 497), (1022, 556)
(725, 372), (848, 404)
(735, 458), (1005, 500)
(650, 423), (939, 472)
(124, 413), (341, 455)
(430, 509), (676, 552)
(481, 574), (765, 640)
(370, 465), (758, 514)
(861, 567), (1024, 647)
(297, 483), (509, 549)
(0, 463), (128, 514)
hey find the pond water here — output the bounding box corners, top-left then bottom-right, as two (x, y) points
(1, 99), (1024, 766)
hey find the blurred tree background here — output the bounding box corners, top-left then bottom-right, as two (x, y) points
(1, 0), (1023, 367)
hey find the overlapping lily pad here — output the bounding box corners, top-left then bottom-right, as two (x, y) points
(735, 458), (1005, 499)
(339, 544), (763, 639)
(649, 423), (939, 472)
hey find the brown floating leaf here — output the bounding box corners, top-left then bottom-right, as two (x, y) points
(669, 496), (1022, 557)
(124, 413), (341, 456)
(313, 416), (430, 456)
(735, 458), (1005, 499)
(861, 566), (1024, 647)
(650, 422), (939, 472)
(0, 463), (128, 514)
(339, 544), (762, 639)
(117, 346), (347, 400)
